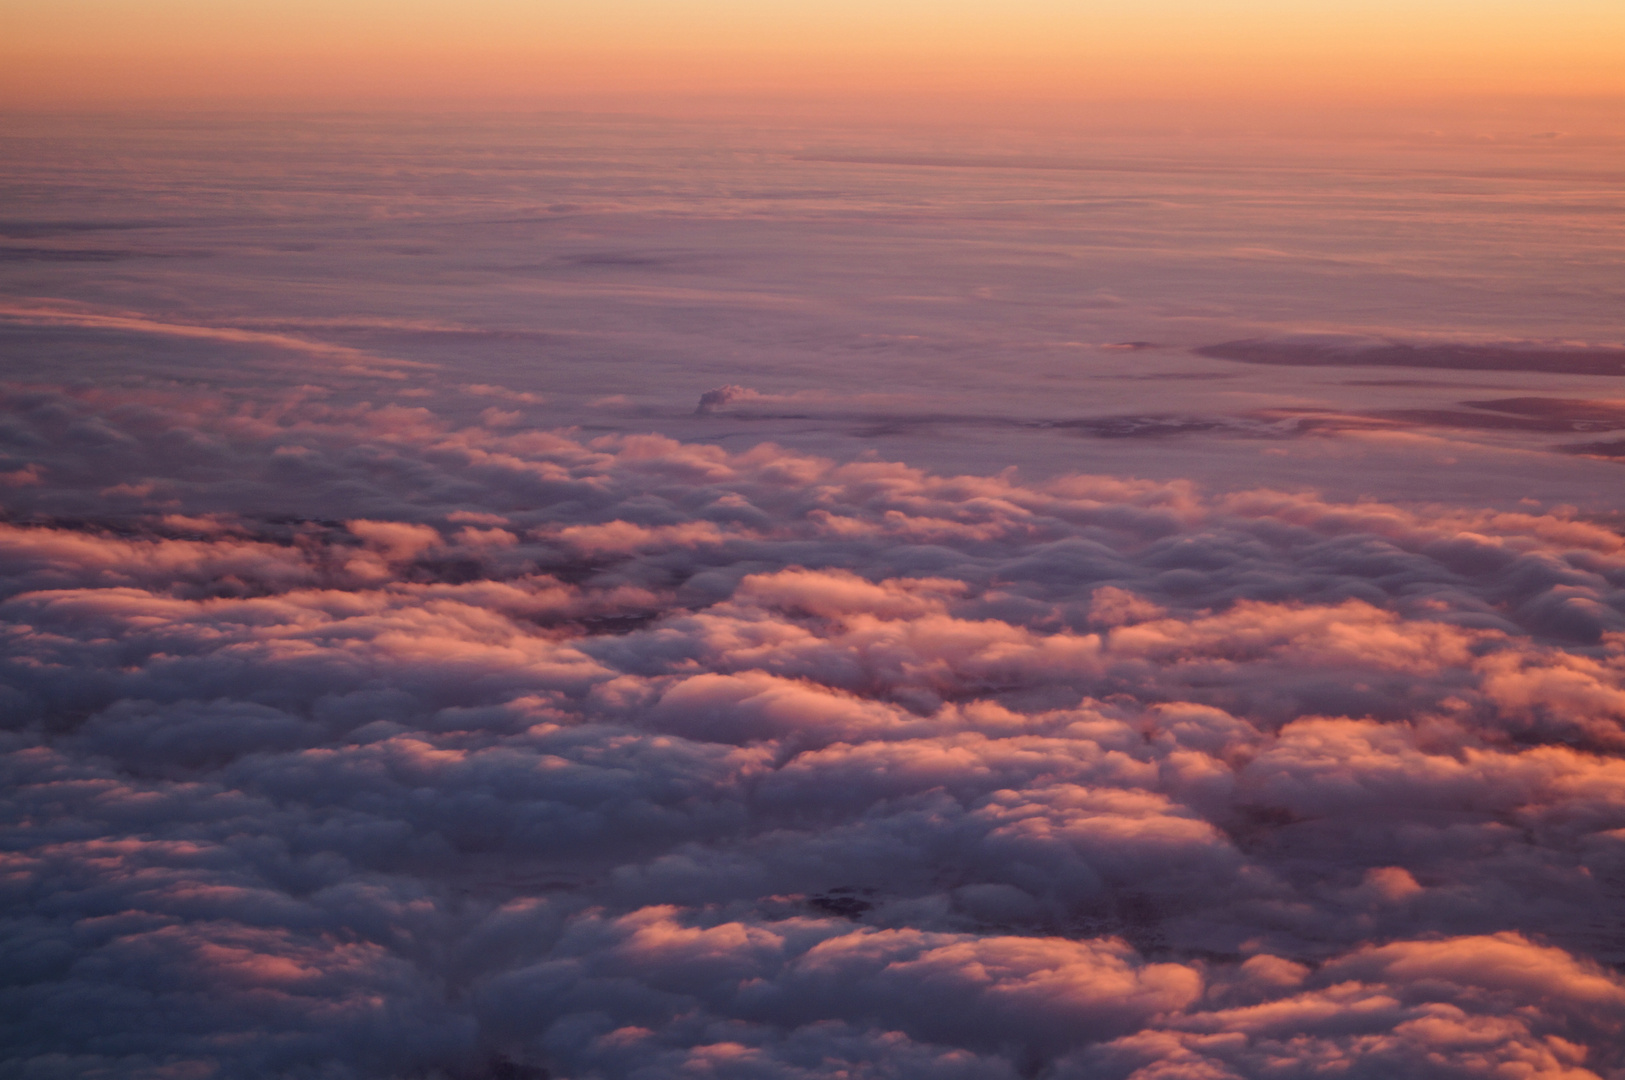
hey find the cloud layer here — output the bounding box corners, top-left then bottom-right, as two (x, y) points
(1197, 335), (1625, 377)
(4, 382), (1625, 1078)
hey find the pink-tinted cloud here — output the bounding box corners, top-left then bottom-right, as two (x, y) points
(4, 384), (1625, 1078)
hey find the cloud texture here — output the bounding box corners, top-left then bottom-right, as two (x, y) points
(4, 382), (1625, 1079)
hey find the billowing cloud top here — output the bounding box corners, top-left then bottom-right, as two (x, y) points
(4, 380), (1625, 1078)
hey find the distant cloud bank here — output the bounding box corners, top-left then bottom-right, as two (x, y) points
(1198, 334), (1625, 376)
(4, 380), (1625, 1077)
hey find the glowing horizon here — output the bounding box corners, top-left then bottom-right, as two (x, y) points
(4, 0), (1623, 110)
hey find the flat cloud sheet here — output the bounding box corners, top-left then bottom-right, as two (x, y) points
(3, 113), (1625, 1079)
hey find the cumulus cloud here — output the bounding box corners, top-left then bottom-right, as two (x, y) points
(4, 383), (1625, 1078)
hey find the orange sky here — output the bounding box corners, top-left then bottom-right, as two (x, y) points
(2, 0), (1623, 110)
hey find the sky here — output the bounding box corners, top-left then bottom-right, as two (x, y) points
(3, 7), (1625, 1080)
(3, 0), (1625, 108)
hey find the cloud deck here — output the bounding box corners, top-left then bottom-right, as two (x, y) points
(4, 383), (1625, 1078)
(5, 112), (1625, 1080)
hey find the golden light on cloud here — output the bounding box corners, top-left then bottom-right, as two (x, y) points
(3, 0), (1623, 109)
